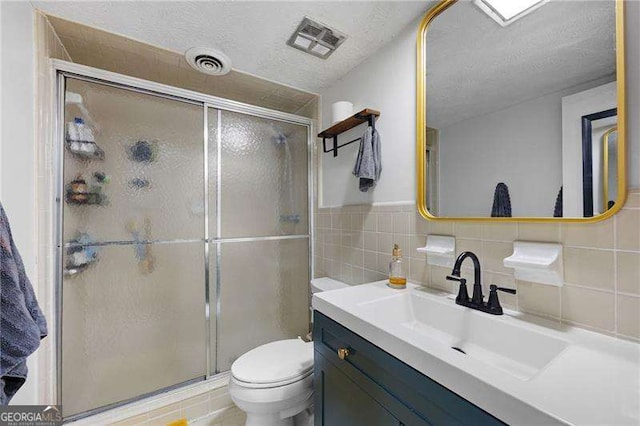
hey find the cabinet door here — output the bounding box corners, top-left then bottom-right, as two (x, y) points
(315, 352), (401, 426)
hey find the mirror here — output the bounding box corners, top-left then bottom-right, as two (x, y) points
(417, 0), (626, 221)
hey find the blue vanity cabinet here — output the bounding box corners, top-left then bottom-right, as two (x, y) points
(313, 311), (505, 426)
(315, 352), (402, 425)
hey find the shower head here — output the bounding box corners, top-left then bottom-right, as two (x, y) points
(273, 132), (288, 146)
(270, 124), (289, 146)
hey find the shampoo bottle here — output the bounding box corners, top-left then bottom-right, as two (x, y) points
(388, 244), (407, 289)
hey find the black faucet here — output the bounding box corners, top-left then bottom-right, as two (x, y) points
(446, 251), (516, 315)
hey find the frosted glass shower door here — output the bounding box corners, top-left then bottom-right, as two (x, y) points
(61, 78), (206, 417)
(208, 108), (310, 372)
(215, 239), (310, 371)
(59, 76), (311, 417)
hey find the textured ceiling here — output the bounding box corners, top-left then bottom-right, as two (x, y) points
(46, 15), (319, 115)
(33, 0), (433, 93)
(426, 0), (616, 128)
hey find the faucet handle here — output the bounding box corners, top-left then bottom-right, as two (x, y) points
(490, 284), (516, 294)
(487, 284), (517, 314)
(446, 275), (466, 284)
(447, 275), (469, 304)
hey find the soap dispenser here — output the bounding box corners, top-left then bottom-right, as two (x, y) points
(388, 244), (407, 289)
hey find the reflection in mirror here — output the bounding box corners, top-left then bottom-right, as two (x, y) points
(420, 0), (624, 219)
(425, 127), (439, 214)
(604, 127), (618, 211)
(581, 109), (617, 217)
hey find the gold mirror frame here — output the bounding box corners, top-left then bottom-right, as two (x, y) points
(416, 0), (627, 223)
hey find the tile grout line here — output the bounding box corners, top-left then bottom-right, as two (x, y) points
(546, 282), (614, 294)
(562, 319), (616, 337)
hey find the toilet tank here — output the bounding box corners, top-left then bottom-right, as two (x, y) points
(310, 277), (348, 293)
(309, 278), (348, 330)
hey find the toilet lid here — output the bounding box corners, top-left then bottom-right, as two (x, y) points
(231, 339), (313, 385)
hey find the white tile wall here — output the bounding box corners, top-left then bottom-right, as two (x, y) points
(314, 189), (640, 341)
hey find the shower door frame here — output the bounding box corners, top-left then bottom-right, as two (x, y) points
(51, 59), (315, 420)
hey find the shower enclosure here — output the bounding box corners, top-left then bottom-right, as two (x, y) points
(54, 62), (312, 419)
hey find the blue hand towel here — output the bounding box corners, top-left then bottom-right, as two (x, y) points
(353, 126), (382, 192)
(0, 202), (47, 404)
(491, 182), (512, 217)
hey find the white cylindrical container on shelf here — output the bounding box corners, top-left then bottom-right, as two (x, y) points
(331, 101), (353, 124)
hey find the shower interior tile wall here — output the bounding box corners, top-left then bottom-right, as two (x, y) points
(314, 189), (640, 341)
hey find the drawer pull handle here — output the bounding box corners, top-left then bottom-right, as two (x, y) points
(337, 347), (350, 360)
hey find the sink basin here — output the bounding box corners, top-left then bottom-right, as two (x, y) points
(356, 289), (568, 380)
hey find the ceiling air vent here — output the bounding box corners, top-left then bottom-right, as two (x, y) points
(287, 17), (347, 59)
(185, 47), (232, 76)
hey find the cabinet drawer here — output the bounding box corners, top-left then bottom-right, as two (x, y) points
(313, 311), (504, 426)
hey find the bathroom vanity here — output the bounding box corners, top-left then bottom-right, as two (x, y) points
(313, 311), (502, 425)
(312, 282), (640, 425)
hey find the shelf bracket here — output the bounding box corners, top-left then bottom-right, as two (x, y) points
(322, 135), (339, 157)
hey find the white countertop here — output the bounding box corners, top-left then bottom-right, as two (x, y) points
(312, 281), (640, 425)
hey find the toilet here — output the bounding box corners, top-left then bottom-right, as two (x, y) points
(229, 278), (348, 426)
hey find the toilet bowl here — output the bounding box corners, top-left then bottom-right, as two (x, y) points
(229, 339), (314, 426)
(229, 278), (348, 426)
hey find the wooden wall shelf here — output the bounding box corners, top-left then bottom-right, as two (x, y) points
(318, 109), (380, 157)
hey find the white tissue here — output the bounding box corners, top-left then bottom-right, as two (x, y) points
(331, 101), (353, 124)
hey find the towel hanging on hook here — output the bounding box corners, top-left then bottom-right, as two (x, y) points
(353, 122), (382, 192)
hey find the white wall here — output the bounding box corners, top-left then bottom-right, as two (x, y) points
(0, 1), (39, 405)
(438, 78), (614, 217)
(319, 17), (419, 207)
(439, 90), (564, 217)
(320, 3), (640, 207)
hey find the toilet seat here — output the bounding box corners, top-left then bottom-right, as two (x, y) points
(233, 370), (313, 389)
(231, 339), (313, 389)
